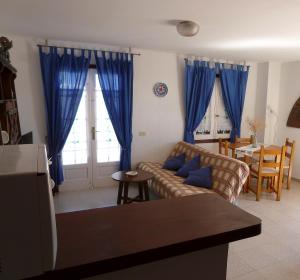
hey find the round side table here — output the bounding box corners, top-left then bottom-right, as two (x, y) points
(112, 170), (154, 205)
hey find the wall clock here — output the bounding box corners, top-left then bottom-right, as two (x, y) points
(153, 82), (168, 97)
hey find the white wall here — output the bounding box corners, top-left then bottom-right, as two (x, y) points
(241, 62), (261, 136)
(278, 61), (300, 179)
(264, 62), (282, 144)
(4, 34), (261, 167)
(252, 62), (268, 142)
(131, 50), (184, 166)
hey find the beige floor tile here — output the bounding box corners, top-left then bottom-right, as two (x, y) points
(54, 186), (119, 213)
(236, 246), (278, 270)
(227, 251), (254, 279)
(229, 270), (266, 280)
(258, 261), (300, 280)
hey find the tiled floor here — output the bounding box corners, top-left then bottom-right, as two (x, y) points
(54, 180), (300, 280)
(228, 180), (300, 280)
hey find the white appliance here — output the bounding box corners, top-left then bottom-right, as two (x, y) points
(0, 144), (57, 279)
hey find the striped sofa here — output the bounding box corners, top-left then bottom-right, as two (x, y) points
(137, 141), (249, 203)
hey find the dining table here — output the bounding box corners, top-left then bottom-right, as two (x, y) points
(228, 143), (282, 192)
(228, 142), (281, 160)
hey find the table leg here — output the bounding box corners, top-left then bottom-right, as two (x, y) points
(243, 155), (250, 192)
(143, 181), (150, 201)
(123, 182), (129, 204)
(117, 182), (124, 205)
(138, 183), (144, 201)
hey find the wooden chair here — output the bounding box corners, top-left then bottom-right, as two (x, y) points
(233, 137), (252, 159)
(283, 138), (296, 190)
(219, 138), (229, 156)
(235, 137), (252, 145)
(248, 145), (286, 201)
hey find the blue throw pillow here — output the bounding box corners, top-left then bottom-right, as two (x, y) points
(162, 153), (185, 171)
(175, 155), (201, 178)
(183, 166), (213, 189)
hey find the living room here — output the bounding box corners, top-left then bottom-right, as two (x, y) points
(0, 1), (300, 279)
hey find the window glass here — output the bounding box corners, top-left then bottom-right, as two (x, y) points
(62, 90), (88, 165)
(195, 78), (231, 139)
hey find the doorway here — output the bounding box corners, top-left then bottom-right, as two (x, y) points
(61, 69), (120, 190)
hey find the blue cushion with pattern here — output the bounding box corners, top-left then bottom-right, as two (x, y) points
(162, 153), (185, 171)
(175, 155), (201, 178)
(183, 166), (213, 189)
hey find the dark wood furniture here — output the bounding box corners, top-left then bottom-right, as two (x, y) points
(287, 97), (300, 128)
(0, 37), (21, 145)
(112, 170), (153, 204)
(30, 194), (261, 280)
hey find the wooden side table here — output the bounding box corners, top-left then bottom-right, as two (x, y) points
(112, 170), (154, 205)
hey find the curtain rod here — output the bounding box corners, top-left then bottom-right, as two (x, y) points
(184, 57), (250, 67)
(37, 44), (141, 56)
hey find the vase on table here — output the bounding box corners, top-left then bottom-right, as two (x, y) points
(250, 134), (258, 148)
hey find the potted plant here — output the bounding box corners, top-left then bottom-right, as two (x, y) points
(245, 117), (265, 147)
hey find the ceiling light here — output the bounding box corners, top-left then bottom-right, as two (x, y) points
(176, 21), (199, 37)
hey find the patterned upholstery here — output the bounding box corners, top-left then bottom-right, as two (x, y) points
(137, 141), (249, 203)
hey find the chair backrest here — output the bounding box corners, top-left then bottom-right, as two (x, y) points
(285, 138), (296, 165)
(235, 137), (251, 144)
(219, 138), (229, 156)
(257, 145), (286, 174)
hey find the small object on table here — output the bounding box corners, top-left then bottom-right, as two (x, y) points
(235, 144), (261, 158)
(125, 170), (138, 176)
(112, 170), (154, 205)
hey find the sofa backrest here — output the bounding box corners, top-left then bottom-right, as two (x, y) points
(169, 141), (249, 203)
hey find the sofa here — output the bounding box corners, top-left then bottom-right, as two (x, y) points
(137, 141), (249, 203)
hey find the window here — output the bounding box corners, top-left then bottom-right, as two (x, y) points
(195, 78), (231, 139)
(62, 70), (120, 166)
(62, 90), (88, 165)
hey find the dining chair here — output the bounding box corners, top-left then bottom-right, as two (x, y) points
(218, 138), (229, 156)
(233, 137), (252, 159)
(235, 137), (252, 145)
(248, 145), (286, 201)
(283, 138), (296, 190)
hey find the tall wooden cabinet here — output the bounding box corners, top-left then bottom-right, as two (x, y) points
(0, 37), (21, 145)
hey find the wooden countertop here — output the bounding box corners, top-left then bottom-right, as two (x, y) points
(34, 193), (261, 279)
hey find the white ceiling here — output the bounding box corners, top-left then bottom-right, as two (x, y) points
(1, 0), (300, 61)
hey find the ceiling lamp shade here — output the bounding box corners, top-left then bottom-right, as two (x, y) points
(176, 21), (199, 37)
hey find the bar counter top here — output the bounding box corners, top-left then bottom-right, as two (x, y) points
(34, 193), (261, 279)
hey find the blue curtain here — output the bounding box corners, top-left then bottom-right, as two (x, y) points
(219, 64), (249, 142)
(39, 47), (91, 185)
(184, 60), (216, 143)
(94, 51), (133, 171)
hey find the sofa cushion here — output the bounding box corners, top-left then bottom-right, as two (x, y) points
(162, 153), (185, 171)
(175, 155), (201, 178)
(183, 167), (213, 189)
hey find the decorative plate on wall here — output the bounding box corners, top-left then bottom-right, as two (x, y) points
(153, 82), (168, 97)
